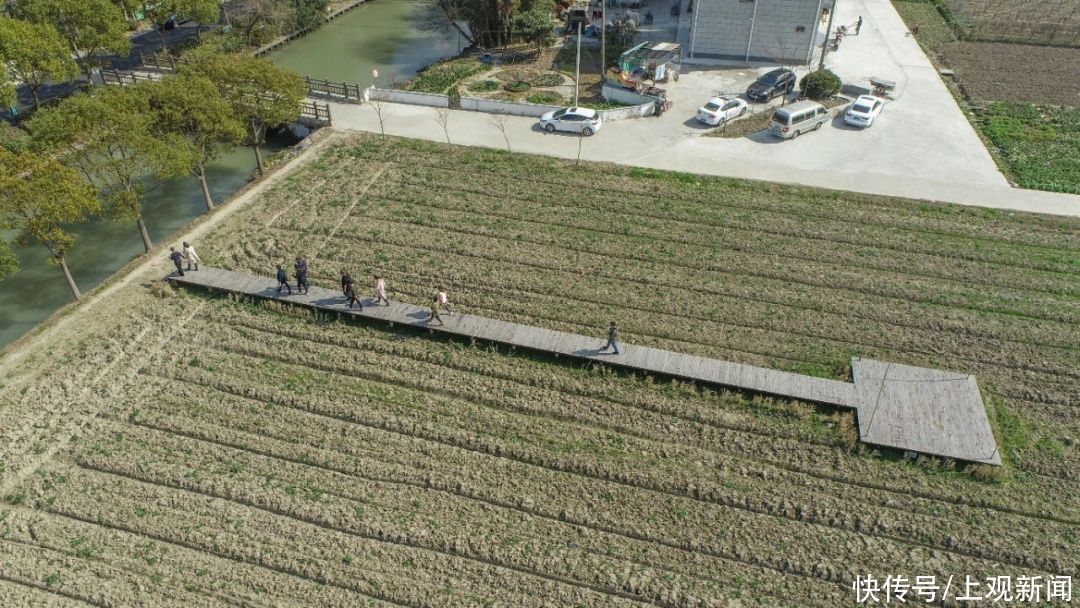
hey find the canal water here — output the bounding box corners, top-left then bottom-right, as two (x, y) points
(0, 0), (460, 349)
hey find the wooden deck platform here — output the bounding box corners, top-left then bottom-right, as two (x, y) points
(168, 268), (1001, 465)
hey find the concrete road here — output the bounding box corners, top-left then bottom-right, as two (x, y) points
(325, 0), (1079, 216)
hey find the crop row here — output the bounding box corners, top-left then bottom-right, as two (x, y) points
(295, 236), (1079, 414)
(341, 140), (1080, 249)
(142, 320), (1076, 577)
(0, 506), (372, 608)
(388, 167), (1080, 281)
(310, 216), (1078, 378)
(195, 302), (1079, 516)
(84, 418), (793, 608)
(182, 320), (1079, 562)
(334, 192), (1076, 325)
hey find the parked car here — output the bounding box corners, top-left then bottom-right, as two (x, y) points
(539, 107), (603, 136)
(843, 95), (885, 127)
(768, 99), (830, 139)
(746, 68), (796, 102)
(696, 96), (747, 126)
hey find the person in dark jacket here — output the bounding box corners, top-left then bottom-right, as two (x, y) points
(294, 257), (309, 294)
(340, 269), (354, 295)
(600, 321), (620, 354)
(168, 247), (185, 276)
(276, 265), (292, 294)
(344, 281), (362, 309)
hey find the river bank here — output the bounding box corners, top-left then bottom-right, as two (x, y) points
(0, 0), (460, 349)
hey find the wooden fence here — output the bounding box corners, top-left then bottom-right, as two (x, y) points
(138, 50), (185, 71)
(300, 101), (332, 124)
(100, 68), (161, 86)
(304, 76), (361, 101)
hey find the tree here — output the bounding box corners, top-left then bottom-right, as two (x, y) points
(182, 51), (304, 175)
(146, 72), (246, 210)
(0, 17), (80, 109)
(1, 65), (14, 109)
(29, 84), (195, 253)
(429, 0), (522, 48)
(224, 0), (290, 46)
(511, 8), (554, 53)
(290, 0), (328, 31)
(18, 0), (131, 80)
(0, 240), (17, 282)
(140, 0), (223, 49)
(0, 148), (100, 299)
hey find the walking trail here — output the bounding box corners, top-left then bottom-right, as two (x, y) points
(169, 267), (1003, 466)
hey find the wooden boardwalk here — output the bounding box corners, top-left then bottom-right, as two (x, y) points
(168, 268), (1001, 465)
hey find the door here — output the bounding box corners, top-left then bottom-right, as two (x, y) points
(561, 114), (585, 132)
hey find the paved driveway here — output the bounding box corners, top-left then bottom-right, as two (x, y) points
(326, 0), (1080, 216)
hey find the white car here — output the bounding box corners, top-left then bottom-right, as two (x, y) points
(696, 96), (747, 126)
(843, 95), (885, 127)
(539, 107), (603, 136)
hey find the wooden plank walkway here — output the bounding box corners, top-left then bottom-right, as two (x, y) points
(168, 268), (1001, 465)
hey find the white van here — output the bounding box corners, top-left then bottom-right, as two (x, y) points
(768, 100), (830, 139)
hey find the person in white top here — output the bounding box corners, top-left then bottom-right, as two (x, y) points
(373, 274), (389, 306)
(435, 287), (452, 314)
(182, 241), (200, 271)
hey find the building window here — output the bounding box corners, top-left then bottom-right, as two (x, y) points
(795, 25), (806, 32)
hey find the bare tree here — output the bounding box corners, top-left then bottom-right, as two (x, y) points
(489, 114), (512, 153)
(434, 107), (452, 150)
(575, 128), (586, 166)
(370, 96), (389, 140)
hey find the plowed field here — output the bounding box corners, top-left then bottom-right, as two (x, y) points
(0, 133), (1076, 606)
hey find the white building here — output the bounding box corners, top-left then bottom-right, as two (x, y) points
(685, 0), (828, 64)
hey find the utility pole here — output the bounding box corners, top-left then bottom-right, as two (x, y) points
(818, 0), (838, 70)
(574, 21), (582, 106)
(600, 0), (606, 84)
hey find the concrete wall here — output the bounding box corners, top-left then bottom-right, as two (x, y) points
(458, 97), (562, 117)
(598, 102), (656, 122)
(690, 0), (821, 64)
(601, 84), (660, 106)
(364, 87), (449, 108)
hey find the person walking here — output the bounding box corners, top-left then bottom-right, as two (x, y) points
(435, 287), (452, 314)
(373, 274), (389, 306)
(600, 321), (620, 354)
(294, 257), (309, 294)
(168, 247), (185, 276)
(428, 295), (444, 326)
(276, 265), (292, 294)
(855, 15), (863, 35)
(344, 281), (362, 309)
(183, 241), (200, 271)
(340, 269), (354, 295)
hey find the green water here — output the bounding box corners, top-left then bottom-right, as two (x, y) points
(0, 0), (460, 349)
(266, 0), (463, 85)
(0, 141), (288, 348)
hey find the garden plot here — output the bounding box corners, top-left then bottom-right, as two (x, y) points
(0, 133), (1077, 606)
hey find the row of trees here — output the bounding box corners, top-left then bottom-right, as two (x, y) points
(0, 51), (305, 297)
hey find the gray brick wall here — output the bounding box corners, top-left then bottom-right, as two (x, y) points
(689, 0), (822, 63)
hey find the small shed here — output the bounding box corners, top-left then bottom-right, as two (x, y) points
(614, 41), (682, 91)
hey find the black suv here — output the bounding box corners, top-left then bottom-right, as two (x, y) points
(745, 68), (796, 102)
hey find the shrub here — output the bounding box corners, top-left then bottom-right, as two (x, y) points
(526, 92), (564, 105)
(468, 80), (499, 92)
(404, 59), (484, 93)
(505, 80), (531, 93)
(800, 69), (842, 99)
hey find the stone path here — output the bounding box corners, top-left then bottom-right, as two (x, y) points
(168, 267), (1002, 465)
